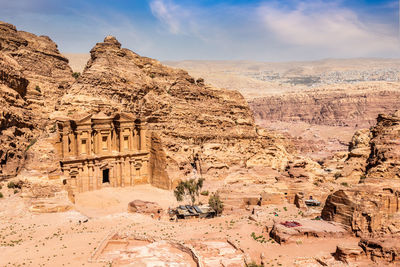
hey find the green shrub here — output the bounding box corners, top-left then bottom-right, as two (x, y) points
(247, 262), (263, 267)
(72, 72), (80, 79)
(25, 138), (38, 152)
(209, 192), (224, 215)
(7, 181), (22, 189)
(150, 73), (155, 78)
(13, 189), (18, 194)
(341, 182), (349, 187)
(200, 190), (209, 196)
(0, 192), (3, 198)
(35, 85), (41, 93)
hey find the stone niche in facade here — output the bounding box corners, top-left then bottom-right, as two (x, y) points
(55, 112), (154, 193)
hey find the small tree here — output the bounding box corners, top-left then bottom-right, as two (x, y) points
(174, 178), (204, 205)
(72, 72), (81, 79)
(209, 192), (224, 215)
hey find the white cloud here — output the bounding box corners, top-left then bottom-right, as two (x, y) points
(258, 1), (399, 56)
(149, 0), (186, 34)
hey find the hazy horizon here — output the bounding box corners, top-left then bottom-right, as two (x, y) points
(5, 0), (398, 61)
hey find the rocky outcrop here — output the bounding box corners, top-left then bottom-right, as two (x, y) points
(58, 36), (292, 186)
(337, 111), (400, 184)
(321, 185), (400, 237)
(250, 85), (400, 128)
(0, 21), (74, 178)
(333, 244), (363, 263)
(0, 21), (74, 113)
(359, 238), (400, 264)
(366, 111), (400, 181)
(269, 219), (348, 244)
(128, 200), (162, 214)
(338, 129), (371, 184)
(0, 54), (36, 177)
(322, 111), (400, 241)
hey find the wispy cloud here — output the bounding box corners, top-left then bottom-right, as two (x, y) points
(258, 1), (399, 56)
(149, 0), (187, 34)
(0, 0), (398, 60)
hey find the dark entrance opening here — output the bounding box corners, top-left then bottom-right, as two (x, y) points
(102, 169), (110, 183)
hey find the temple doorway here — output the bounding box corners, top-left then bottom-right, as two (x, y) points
(102, 169), (110, 183)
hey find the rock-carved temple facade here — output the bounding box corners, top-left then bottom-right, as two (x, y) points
(56, 112), (151, 193)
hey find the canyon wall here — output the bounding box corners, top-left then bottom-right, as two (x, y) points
(0, 21), (74, 178)
(249, 84), (400, 128)
(322, 111), (400, 263)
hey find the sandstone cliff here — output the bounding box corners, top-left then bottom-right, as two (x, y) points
(249, 84), (400, 128)
(322, 111), (400, 240)
(58, 36), (292, 187)
(0, 21), (74, 178)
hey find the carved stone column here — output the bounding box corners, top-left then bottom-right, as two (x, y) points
(88, 162), (93, 191)
(93, 165), (99, 190)
(88, 130), (92, 156)
(62, 134), (69, 157)
(140, 125), (147, 151)
(129, 128), (133, 151)
(121, 159), (125, 187)
(119, 129), (123, 152)
(107, 131), (112, 153)
(129, 160), (134, 186)
(82, 163), (89, 192)
(76, 131), (82, 156)
(110, 165), (115, 187)
(77, 167), (82, 193)
(134, 128), (140, 151)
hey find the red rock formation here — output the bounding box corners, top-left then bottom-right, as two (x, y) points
(366, 111), (400, 181)
(59, 36), (292, 187)
(322, 111), (400, 263)
(322, 111), (400, 241)
(0, 21), (74, 178)
(250, 86), (400, 128)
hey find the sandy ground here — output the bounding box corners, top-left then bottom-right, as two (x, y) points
(0, 181), (368, 267)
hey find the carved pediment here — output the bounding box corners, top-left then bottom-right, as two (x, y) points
(75, 114), (92, 125)
(115, 112), (136, 123)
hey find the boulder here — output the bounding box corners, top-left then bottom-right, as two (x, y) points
(269, 219), (348, 244)
(334, 244), (363, 263)
(128, 200), (163, 215)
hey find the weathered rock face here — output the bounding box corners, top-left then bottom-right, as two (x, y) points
(338, 129), (371, 184)
(338, 111), (400, 184)
(366, 111), (400, 181)
(0, 22), (74, 113)
(0, 21), (74, 178)
(250, 86), (400, 128)
(0, 54), (36, 177)
(322, 111), (400, 240)
(321, 186), (400, 237)
(359, 238), (400, 264)
(59, 36), (292, 186)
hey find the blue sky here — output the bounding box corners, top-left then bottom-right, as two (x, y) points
(0, 0), (399, 61)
